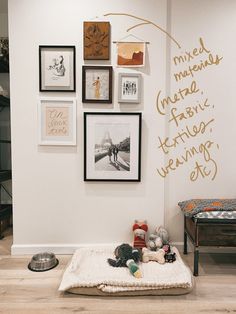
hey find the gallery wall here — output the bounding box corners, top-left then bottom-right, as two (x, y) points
(8, 0), (236, 254)
(9, 0), (167, 254)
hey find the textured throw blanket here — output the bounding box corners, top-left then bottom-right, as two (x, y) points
(59, 247), (192, 293)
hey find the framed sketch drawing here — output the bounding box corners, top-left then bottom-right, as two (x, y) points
(118, 73), (142, 103)
(82, 66), (112, 103)
(84, 112), (141, 181)
(38, 98), (76, 145)
(39, 46), (76, 92)
(84, 21), (110, 60)
(117, 42), (145, 67)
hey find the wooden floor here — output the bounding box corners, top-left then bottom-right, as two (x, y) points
(0, 229), (236, 314)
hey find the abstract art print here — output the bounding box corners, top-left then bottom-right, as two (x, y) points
(84, 21), (110, 60)
(38, 98), (76, 145)
(39, 46), (75, 92)
(84, 112), (141, 181)
(117, 42), (145, 67)
(82, 66), (112, 103)
(118, 73), (142, 103)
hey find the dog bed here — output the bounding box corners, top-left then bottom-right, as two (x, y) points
(58, 246), (193, 296)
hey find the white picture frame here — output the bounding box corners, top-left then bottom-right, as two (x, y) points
(38, 98), (76, 146)
(118, 73), (142, 103)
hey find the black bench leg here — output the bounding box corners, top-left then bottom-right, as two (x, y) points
(194, 247), (199, 276)
(184, 231), (188, 254)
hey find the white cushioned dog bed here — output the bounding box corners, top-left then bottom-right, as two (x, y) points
(59, 246), (193, 296)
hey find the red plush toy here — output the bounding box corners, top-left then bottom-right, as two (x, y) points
(133, 220), (148, 249)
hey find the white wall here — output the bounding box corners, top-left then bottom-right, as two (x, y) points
(9, 0), (167, 254)
(164, 0), (236, 242)
(9, 0), (236, 254)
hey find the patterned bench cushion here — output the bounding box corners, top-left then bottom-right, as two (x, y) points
(194, 210), (236, 220)
(178, 199), (236, 217)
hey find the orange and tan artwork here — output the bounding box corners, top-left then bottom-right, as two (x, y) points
(117, 42), (145, 67)
(84, 22), (110, 60)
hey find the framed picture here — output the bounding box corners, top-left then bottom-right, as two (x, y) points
(84, 112), (141, 181)
(118, 73), (142, 103)
(39, 45), (76, 92)
(38, 98), (76, 145)
(84, 21), (110, 60)
(117, 42), (145, 67)
(82, 66), (112, 103)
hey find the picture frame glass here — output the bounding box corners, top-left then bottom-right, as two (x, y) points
(119, 73), (141, 103)
(39, 46), (75, 91)
(84, 113), (141, 181)
(83, 66), (112, 103)
(39, 98), (76, 145)
(85, 69), (110, 101)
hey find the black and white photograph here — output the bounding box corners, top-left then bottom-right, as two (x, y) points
(84, 112), (141, 181)
(39, 46), (76, 92)
(118, 73), (141, 103)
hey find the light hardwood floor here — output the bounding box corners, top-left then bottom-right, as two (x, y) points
(0, 229), (236, 314)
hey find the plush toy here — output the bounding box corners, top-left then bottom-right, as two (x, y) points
(142, 247), (165, 264)
(147, 234), (163, 251)
(165, 252), (176, 263)
(107, 243), (142, 278)
(155, 226), (169, 245)
(132, 220), (148, 249)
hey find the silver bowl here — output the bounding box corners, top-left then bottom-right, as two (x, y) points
(28, 252), (59, 272)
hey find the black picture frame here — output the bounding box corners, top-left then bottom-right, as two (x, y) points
(82, 66), (112, 103)
(39, 45), (76, 92)
(84, 112), (142, 182)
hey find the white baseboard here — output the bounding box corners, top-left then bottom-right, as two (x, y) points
(11, 242), (121, 255)
(11, 242), (236, 255)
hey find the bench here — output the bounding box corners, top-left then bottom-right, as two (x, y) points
(184, 213), (236, 276)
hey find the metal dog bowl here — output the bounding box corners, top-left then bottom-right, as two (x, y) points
(28, 252), (59, 272)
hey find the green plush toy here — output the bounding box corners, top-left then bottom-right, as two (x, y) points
(107, 243), (142, 278)
(126, 259), (142, 278)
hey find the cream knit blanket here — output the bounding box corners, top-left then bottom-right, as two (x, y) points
(58, 247), (192, 293)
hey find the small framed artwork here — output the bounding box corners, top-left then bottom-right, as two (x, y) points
(84, 112), (142, 181)
(39, 45), (76, 92)
(84, 21), (110, 60)
(38, 98), (76, 145)
(118, 73), (142, 103)
(82, 66), (112, 103)
(117, 42), (145, 67)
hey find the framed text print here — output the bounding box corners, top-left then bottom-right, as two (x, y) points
(84, 112), (142, 181)
(39, 46), (76, 92)
(118, 73), (142, 103)
(38, 98), (76, 145)
(82, 66), (112, 103)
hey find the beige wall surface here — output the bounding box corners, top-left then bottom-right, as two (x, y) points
(8, 0), (236, 254)
(165, 0), (236, 242)
(9, 0), (166, 253)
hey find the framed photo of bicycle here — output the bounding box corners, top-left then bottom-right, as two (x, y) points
(84, 112), (142, 182)
(82, 66), (112, 103)
(39, 45), (76, 92)
(118, 73), (142, 103)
